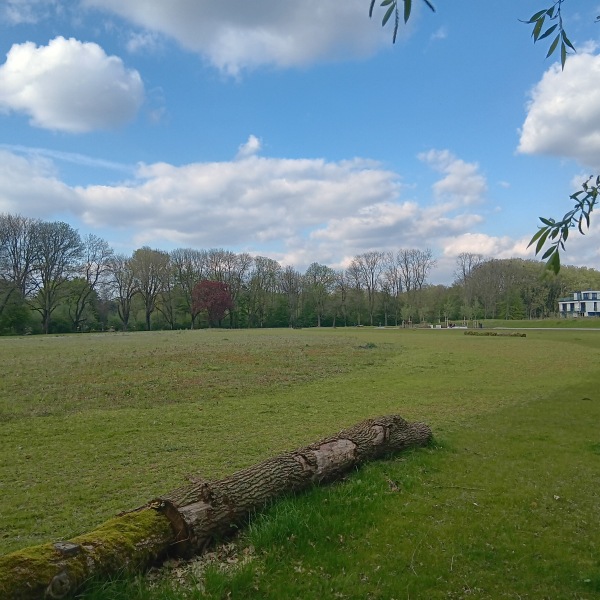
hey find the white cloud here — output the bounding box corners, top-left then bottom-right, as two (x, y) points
(0, 144), (530, 280)
(442, 232), (531, 259)
(236, 135), (262, 160)
(126, 31), (163, 54)
(419, 149), (488, 206)
(432, 232), (540, 288)
(430, 26), (447, 42)
(0, 150), (79, 216)
(81, 0), (394, 75)
(0, 36), (144, 132)
(518, 52), (600, 169)
(77, 155), (402, 246)
(0, 143), (134, 173)
(0, 0), (58, 25)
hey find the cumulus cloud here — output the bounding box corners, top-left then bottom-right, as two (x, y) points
(0, 144), (511, 279)
(518, 52), (600, 169)
(442, 232), (530, 259)
(236, 135), (262, 160)
(0, 36), (144, 132)
(77, 155), (401, 247)
(419, 149), (488, 207)
(81, 0), (392, 75)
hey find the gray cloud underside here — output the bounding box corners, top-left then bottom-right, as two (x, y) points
(82, 0), (394, 74)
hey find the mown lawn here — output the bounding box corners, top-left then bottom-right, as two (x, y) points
(1, 327), (599, 598)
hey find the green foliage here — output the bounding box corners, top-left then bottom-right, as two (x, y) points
(0, 291), (32, 335)
(498, 288), (525, 320)
(519, 4), (596, 272)
(464, 330), (526, 337)
(369, 0), (435, 43)
(529, 176), (599, 273)
(522, 1), (576, 69)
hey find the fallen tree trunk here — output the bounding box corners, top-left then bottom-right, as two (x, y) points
(0, 415), (431, 599)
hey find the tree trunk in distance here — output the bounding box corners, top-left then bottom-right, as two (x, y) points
(0, 415), (431, 599)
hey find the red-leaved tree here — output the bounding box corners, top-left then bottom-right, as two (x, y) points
(191, 280), (234, 327)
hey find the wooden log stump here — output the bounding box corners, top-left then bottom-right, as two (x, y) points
(0, 415), (431, 599)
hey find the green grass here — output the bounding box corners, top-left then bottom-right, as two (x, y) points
(482, 317), (600, 329)
(2, 327), (600, 598)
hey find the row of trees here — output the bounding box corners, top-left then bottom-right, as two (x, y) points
(452, 252), (600, 321)
(0, 214), (113, 334)
(1, 214), (598, 335)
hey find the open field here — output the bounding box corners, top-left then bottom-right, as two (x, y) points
(484, 318), (600, 329)
(1, 327), (600, 598)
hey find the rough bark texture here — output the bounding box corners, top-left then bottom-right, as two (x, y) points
(0, 415), (431, 599)
(157, 415), (432, 554)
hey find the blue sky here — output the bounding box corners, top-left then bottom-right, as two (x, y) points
(1, 0), (599, 283)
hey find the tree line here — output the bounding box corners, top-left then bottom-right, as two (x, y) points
(1, 213), (598, 334)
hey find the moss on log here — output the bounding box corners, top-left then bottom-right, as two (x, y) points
(0, 414), (431, 599)
(0, 510), (173, 600)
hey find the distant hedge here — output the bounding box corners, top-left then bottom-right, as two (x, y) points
(464, 331), (526, 338)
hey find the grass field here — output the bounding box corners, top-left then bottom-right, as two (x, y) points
(1, 326), (600, 598)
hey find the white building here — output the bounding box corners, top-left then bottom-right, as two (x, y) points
(558, 291), (600, 317)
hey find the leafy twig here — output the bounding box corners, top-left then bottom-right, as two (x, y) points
(369, 0), (436, 43)
(521, 1), (575, 69)
(528, 176), (599, 273)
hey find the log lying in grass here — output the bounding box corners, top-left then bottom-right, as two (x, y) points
(0, 415), (432, 599)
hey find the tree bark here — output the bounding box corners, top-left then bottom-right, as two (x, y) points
(0, 415), (431, 599)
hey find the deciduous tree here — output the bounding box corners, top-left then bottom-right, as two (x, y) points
(331, 269), (350, 327)
(349, 251), (385, 326)
(303, 262), (336, 327)
(171, 248), (208, 329)
(108, 254), (137, 331)
(66, 234), (114, 331)
(29, 221), (83, 334)
(131, 246), (170, 330)
(247, 256), (281, 327)
(0, 214), (40, 317)
(192, 280), (234, 327)
(279, 265), (302, 328)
